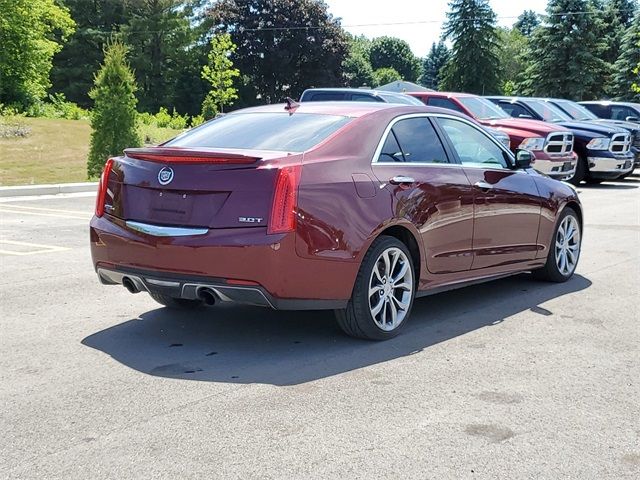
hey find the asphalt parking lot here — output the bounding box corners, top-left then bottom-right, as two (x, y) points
(1, 177), (639, 479)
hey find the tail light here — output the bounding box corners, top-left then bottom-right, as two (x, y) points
(268, 165), (301, 234)
(95, 158), (114, 217)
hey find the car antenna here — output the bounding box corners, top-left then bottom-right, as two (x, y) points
(284, 97), (300, 112)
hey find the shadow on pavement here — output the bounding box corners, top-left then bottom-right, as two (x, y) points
(82, 273), (591, 386)
(578, 182), (638, 190)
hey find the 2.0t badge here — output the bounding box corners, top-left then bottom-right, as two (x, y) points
(158, 166), (174, 185)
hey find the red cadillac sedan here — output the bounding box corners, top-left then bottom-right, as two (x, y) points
(90, 102), (583, 340)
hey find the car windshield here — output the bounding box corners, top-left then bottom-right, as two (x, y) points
(457, 97), (510, 120)
(525, 100), (571, 122)
(165, 112), (352, 152)
(553, 100), (598, 121)
(378, 93), (425, 106)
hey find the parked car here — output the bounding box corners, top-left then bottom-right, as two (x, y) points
(487, 96), (635, 184)
(301, 87), (511, 148)
(579, 101), (640, 123)
(408, 92), (578, 180)
(300, 88), (424, 106)
(91, 102), (583, 340)
(544, 98), (639, 178)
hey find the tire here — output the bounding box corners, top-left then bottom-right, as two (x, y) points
(149, 292), (203, 309)
(335, 236), (416, 340)
(532, 207), (581, 283)
(567, 157), (586, 186)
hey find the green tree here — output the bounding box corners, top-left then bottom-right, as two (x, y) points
(209, 0), (348, 104)
(369, 36), (421, 82)
(0, 0), (75, 108)
(373, 67), (402, 86)
(599, 0), (638, 65)
(518, 0), (609, 100)
(441, 0), (502, 94)
(88, 41), (140, 178)
(123, 0), (204, 113)
(514, 10), (540, 36)
(201, 33), (240, 118)
(611, 14), (640, 100)
(343, 35), (375, 87)
(50, 0), (127, 108)
(419, 42), (450, 89)
(497, 27), (528, 94)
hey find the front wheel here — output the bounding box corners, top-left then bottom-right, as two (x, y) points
(335, 236), (415, 340)
(533, 207), (582, 282)
(567, 157), (586, 186)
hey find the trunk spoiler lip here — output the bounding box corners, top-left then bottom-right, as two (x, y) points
(123, 147), (262, 164)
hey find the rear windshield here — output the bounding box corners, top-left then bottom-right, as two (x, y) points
(166, 112), (352, 152)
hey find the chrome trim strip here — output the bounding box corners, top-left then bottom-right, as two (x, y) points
(126, 221), (208, 237)
(145, 278), (181, 287)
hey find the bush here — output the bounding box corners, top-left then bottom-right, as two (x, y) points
(88, 41), (140, 178)
(190, 114), (205, 127)
(25, 93), (89, 120)
(0, 113), (31, 138)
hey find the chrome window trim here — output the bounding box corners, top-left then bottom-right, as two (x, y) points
(126, 221), (209, 237)
(370, 112), (517, 172)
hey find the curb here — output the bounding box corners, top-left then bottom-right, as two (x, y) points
(0, 182), (97, 198)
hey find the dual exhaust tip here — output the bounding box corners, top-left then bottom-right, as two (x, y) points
(122, 276), (217, 306)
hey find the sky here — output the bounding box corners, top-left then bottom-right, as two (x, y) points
(324, 0), (550, 57)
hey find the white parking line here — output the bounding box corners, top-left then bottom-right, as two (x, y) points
(0, 239), (71, 256)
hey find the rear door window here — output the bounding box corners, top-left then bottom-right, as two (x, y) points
(306, 92), (346, 101)
(611, 105), (638, 120)
(351, 93), (382, 102)
(377, 117), (449, 164)
(499, 102), (533, 119)
(426, 97), (465, 113)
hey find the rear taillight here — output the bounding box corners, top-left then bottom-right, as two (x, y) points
(95, 158), (114, 217)
(268, 165), (301, 234)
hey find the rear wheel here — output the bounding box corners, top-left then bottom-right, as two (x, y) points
(149, 292), (203, 309)
(567, 157), (587, 186)
(335, 236), (415, 340)
(533, 207), (581, 282)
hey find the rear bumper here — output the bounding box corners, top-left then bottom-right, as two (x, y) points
(587, 154), (635, 178)
(531, 151), (577, 179)
(97, 266), (347, 310)
(90, 215), (356, 309)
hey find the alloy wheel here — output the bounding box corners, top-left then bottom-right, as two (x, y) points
(555, 214), (581, 276)
(368, 247), (413, 331)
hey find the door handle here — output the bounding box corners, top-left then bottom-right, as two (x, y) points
(389, 176), (415, 185)
(474, 181), (493, 190)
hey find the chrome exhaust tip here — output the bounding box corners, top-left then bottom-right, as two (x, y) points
(197, 287), (217, 306)
(122, 277), (140, 294)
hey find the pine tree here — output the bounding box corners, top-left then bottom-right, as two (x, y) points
(419, 42), (450, 89)
(87, 41), (140, 178)
(514, 10), (540, 36)
(440, 0), (502, 94)
(611, 13), (640, 100)
(600, 0), (638, 65)
(201, 33), (240, 118)
(518, 0), (609, 100)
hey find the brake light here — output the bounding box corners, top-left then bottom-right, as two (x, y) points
(268, 165), (301, 234)
(95, 158), (114, 217)
(124, 147), (260, 164)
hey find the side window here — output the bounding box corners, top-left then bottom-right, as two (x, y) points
(377, 117), (449, 164)
(611, 105), (636, 120)
(307, 92), (345, 101)
(351, 93), (382, 103)
(426, 97), (465, 113)
(378, 131), (404, 162)
(583, 104), (607, 117)
(499, 102), (532, 119)
(437, 118), (509, 169)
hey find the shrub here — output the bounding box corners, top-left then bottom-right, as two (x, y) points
(190, 114), (205, 128)
(25, 93), (89, 120)
(87, 41), (140, 178)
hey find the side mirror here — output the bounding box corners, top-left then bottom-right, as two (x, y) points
(515, 149), (533, 169)
(625, 116), (639, 122)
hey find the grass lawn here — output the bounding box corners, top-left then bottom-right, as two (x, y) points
(0, 117), (182, 186)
